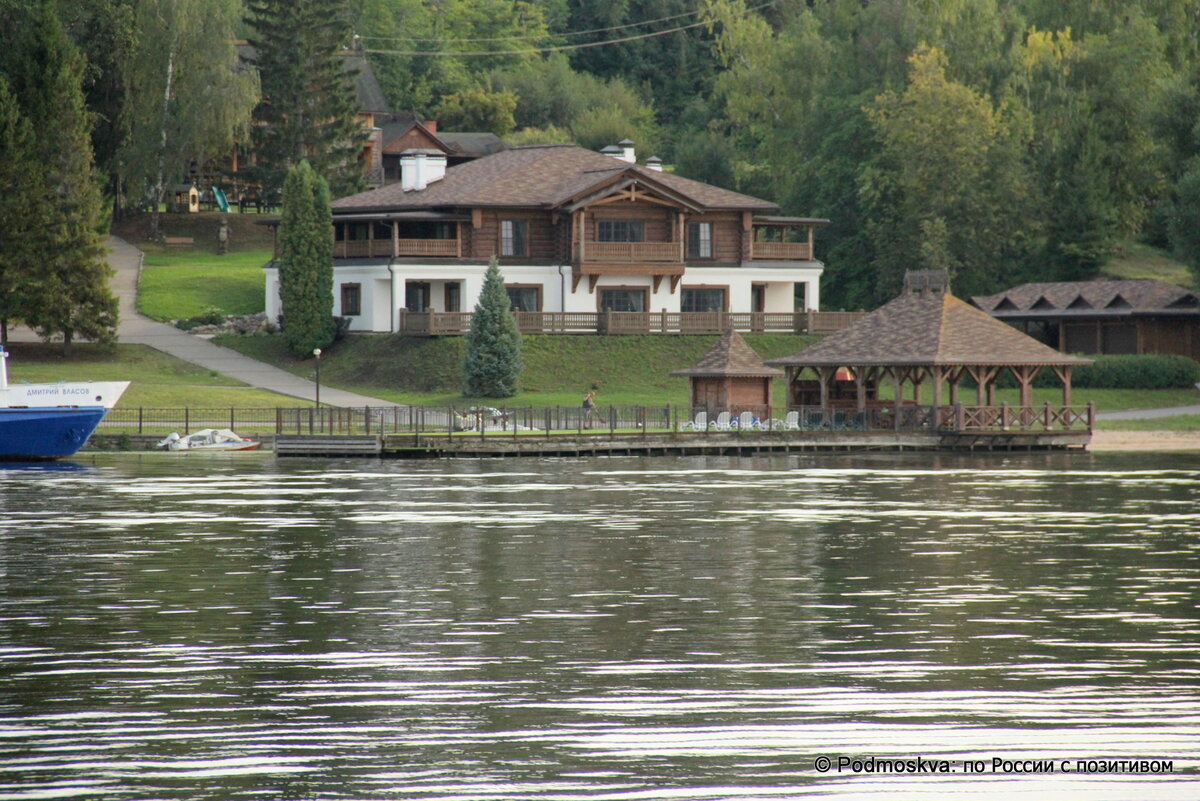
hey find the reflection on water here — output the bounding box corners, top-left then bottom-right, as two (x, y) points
(0, 451), (1197, 799)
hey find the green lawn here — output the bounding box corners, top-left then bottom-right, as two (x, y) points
(4, 342), (309, 408)
(1100, 241), (1194, 288)
(213, 331), (1200, 413)
(137, 251), (270, 320)
(1097, 415), (1200, 431)
(214, 332), (823, 408)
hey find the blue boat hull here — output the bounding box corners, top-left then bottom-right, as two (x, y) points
(0, 407), (109, 461)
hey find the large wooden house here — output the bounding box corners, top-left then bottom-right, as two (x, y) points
(263, 142), (828, 335)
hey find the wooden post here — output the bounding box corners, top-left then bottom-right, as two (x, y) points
(1044, 401), (1053, 431)
(1000, 402), (1009, 430)
(854, 367), (866, 413)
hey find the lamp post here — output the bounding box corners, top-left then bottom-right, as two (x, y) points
(313, 348), (322, 420)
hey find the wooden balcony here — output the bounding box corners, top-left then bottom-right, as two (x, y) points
(336, 238), (459, 259)
(750, 241), (812, 261)
(574, 241), (683, 264)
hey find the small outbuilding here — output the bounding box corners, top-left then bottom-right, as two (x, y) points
(670, 328), (783, 417)
(972, 279), (1200, 360)
(170, 184), (200, 214)
(765, 271), (1093, 413)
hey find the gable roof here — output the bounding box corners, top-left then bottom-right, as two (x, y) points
(972, 279), (1199, 316)
(670, 329), (784, 378)
(766, 289), (1091, 368)
(331, 144), (780, 213)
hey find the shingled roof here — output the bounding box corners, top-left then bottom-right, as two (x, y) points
(972, 279), (1200, 316)
(766, 289), (1091, 368)
(331, 144), (779, 213)
(670, 329), (784, 378)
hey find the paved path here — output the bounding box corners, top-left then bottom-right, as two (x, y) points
(11, 236), (398, 408)
(1095, 404), (1200, 420)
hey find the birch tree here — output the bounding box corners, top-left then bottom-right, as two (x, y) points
(118, 0), (259, 238)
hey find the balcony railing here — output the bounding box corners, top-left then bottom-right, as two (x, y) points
(750, 241), (812, 261)
(575, 241), (683, 263)
(397, 310), (867, 336)
(336, 238), (459, 259)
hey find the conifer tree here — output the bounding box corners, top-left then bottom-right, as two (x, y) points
(277, 160), (335, 358)
(463, 258), (522, 398)
(245, 0), (366, 198)
(0, 78), (51, 345)
(2, 3), (117, 350)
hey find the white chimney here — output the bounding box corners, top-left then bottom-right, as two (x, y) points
(601, 145), (623, 160)
(645, 156), (663, 172)
(400, 151), (418, 191)
(425, 153), (447, 185)
(400, 149), (447, 191)
(618, 138), (636, 163)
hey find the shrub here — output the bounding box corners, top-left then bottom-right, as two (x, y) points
(988, 353), (1200, 389)
(1072, 354), (1200, 389)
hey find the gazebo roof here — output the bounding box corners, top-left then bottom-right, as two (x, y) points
(766, 281), (1092, 369)
(670, 329), (784, 378)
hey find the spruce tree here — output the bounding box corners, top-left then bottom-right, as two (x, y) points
(2, 3), (117, 350)
(245, 0), (366, 198)
(463, 258), (522, 398)
(278, 160), (335, 358)
(0, 78), (50, 345)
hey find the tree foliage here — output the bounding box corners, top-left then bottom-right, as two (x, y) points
(246, 0), (366, 198)
(277, 160), (336, 358)
(463, 257), (521, 398)
(118, 0), (259, 238)
(1, 2), (117, 350)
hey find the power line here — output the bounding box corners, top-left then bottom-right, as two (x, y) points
(356, 5), (712, 44)
(358, 1), (777, 57)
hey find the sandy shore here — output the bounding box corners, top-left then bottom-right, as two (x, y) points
(1089, 430), (1200, 451)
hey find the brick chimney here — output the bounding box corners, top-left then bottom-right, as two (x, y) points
(423, 119), (438, 134)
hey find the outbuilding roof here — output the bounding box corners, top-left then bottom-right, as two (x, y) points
(331, 144), (780, 213)
(767, 285), (1091, 369)
(670, 329), (784, 378)
(972, 279), (1200, 316)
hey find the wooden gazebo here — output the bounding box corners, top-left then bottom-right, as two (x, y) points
(765, 271), (1093, 412)
(670, 329), (783, 416)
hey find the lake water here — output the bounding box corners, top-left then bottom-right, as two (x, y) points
(0, 451), (1197, 800)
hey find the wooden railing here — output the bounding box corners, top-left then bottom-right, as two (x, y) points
(575, 241), (684, 263)
(750, 241), (812, 261)
(337, 238), (458, 259)
(397, 238), (458, 257)
(939, 403), (1095, 433)
(396, 310), (866, 336)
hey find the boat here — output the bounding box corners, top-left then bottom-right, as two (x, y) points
(157, 428), (261, 452)
(0, 346), (129, 461)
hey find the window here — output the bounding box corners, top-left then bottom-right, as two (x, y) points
(500, 219), (527, 256)
(506, 284), (541, 312)
(445, 282), (461, 313)
(598, 220), (644, 242)
(687, 222), (712, 259)
(681, 287), (726, 313)
(599, 288), (647, 312)
(340, 283), (361, 316)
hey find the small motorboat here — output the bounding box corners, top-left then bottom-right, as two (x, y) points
(157, 428), (261, 452)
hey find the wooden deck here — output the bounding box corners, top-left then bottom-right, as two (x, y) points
(268, 428), (1091, 459)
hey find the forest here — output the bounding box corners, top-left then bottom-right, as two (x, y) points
(6, 0), (1200, 314)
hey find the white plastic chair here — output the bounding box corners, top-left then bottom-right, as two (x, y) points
(679, 410), (708, 431)
(772, 410), (800, 430)
(709, 411), (733, 431)
(736, 411), (756, 430)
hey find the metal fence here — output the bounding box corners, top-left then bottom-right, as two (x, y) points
(96, 402), (1094, 438)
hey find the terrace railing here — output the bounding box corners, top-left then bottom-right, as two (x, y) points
(395, 310), (867, 336)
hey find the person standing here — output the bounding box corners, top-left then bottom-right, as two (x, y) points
(582, 390), (596, 429)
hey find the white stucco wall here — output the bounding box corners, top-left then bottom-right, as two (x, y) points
(266, 259), (824, 333)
